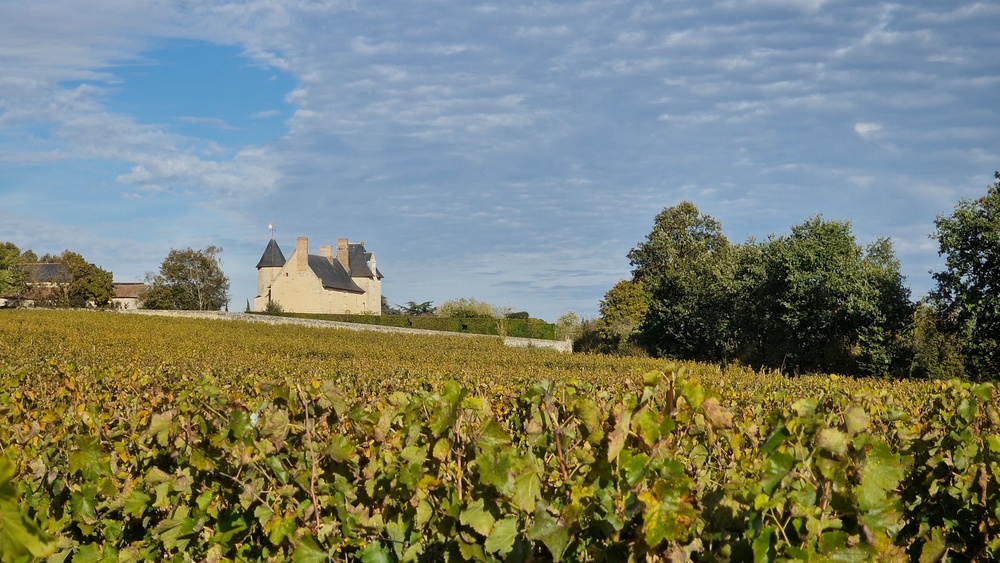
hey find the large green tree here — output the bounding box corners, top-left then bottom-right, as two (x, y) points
(747, 217), (911, 375)
(629, 202), (740, 362)
(930, 171), (1000, 378)
(61, 251), (114, 308)
(144, 246), (230, 311)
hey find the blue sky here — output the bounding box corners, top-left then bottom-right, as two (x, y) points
(1, 0), (997, 321)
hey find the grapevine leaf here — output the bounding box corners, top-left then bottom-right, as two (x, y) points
(317, 381), (348, 416)
(680, 379), (705, 410)
(637, 471), (697, 547)
(267, 455), (290, 485)
(752, 526), (774, 561)
(857, 442), (903, 512)
(68, 436), (110, 480)
(817, 530), (848, 554)
(527, 508), (569, 562)
(972, 383), (993, 403)
(511, 465), (542, 513)
(229, 410), (252, 441)
(327, 434), (355, 463)
(919, 527), (948, 563)
(607, 404), (633, 462)
(360, 542), (391, 563)
(817, 428), (848, 457)
(415, 500), (433, 527)
(987, 435), (1000, 453)
(291, 535), (328, 563)
(254, 504), (273, 527)
(478, 419), (512, 451)
(792, 398), (817, 417)
(573, 399), (603, 444)
(957, 398), (976, 423)
(147, 411), (174, 447)
(123, 490), (150, 519)
(701, 397), (733, 430)
(622, 452), (650, 488)
(71, 543), (102, 563)
(0, 458), (11, 484)
(478, 451), (513, 491)
(70, 485), (98, 525)
(0, 493), (55, 559)
(461, 499), (496, 537)
(485, 518), (518, 556)
(844, 404), (869, 435)
(632, 407), (661, 446)
(761, 426), (790, 454)
(261, 409), (290, 447)
(761, 452), (794, 495)
(267, 514), (297, 546)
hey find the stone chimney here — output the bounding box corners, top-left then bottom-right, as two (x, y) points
(296, 237), (308, 272)
(319, 245), (334, 263)
(337, 238), (350, 271)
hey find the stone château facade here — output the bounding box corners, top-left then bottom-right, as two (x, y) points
(254, 236), (382, 315)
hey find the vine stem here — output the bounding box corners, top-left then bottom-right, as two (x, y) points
(456, 409), (464, 502)
(296, 385), (322, 531)
(542, 401), (571, 490)
(220, 472), (270, 508)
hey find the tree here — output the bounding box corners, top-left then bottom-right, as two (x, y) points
(398, 301), (435, 315)
(436, 297), (494, 318)
(381, 296), (402, 315)
(629, 202), (740, 362)
(747, 217), (911, 375)
(596, 279), (649, 352)
(60, 251), (114, 308)
(0, 242), (26, 300)
(555, 311), (583, 341)
(144, 246), (230, 311)
(909, 301), (965, 380)
(930, 171), (1000, 378)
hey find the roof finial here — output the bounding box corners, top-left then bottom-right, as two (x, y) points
(268, 223), (275, 240)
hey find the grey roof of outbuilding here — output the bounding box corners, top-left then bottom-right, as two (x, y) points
(22, 263), (71, 283)
(255, 239), (286, 269)
(308, 255), (364, 293)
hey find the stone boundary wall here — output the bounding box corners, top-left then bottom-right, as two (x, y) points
(117, 309), (573, 353)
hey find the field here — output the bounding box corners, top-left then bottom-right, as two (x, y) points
(1, 310), (999, 561)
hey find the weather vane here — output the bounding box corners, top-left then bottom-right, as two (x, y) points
(268, 223), (275, 240)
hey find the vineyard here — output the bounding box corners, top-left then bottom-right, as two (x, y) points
(1, 309), (999, 561)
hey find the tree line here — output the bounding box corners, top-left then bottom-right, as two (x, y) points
(0, 244), (230, 311)
(579, 171), (1000, 380)
(0, 244), (114, 308)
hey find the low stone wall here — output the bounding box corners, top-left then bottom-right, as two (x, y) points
(117, 309), (573, 352)
(502, 335), (573, 353)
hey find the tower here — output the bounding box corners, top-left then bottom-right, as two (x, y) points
(255, 225), (286, 308)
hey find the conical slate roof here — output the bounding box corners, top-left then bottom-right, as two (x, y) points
(255, 239), (286, 269)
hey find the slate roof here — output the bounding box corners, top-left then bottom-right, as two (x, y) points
(308, 255), (364, 293)
(22, 263), (71, 284)
(347, 243), (384, 280)
(255, 239), (286, 269)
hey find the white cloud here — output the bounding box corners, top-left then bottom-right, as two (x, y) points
(853, 122), (882, 138)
